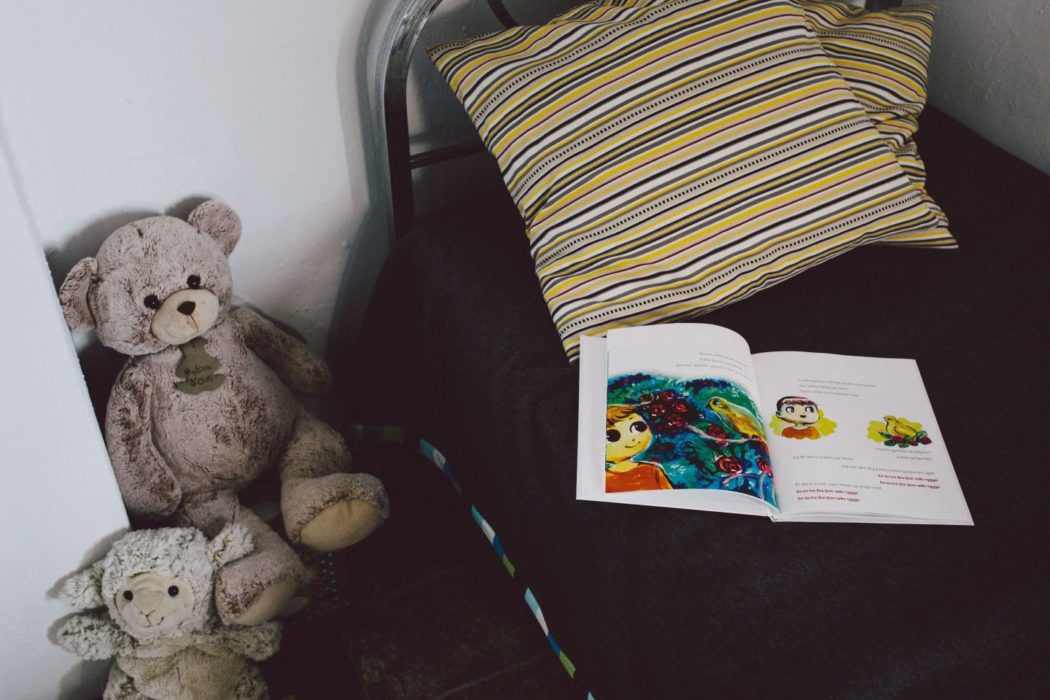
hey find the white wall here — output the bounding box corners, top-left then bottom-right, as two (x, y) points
(0, 0), (385, 355)
(912, 0), (1050, 174)
(0, 147), (130, 697)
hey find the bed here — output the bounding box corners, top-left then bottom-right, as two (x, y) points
(346, 1), (1050, 697)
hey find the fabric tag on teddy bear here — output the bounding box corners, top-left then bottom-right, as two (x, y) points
(175, 337), (226, 394)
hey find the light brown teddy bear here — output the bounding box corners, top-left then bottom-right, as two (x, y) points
(59, 200), (389, 625)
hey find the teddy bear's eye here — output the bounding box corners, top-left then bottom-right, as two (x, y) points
(123, 590), (134, 601)
(187, 275), (201, 289)
(143, 294), (161, 310)
(168, 585), (179, 597)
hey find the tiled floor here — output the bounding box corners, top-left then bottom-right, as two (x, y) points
(261, 444), (576, 700)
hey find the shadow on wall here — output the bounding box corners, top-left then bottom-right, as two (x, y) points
(925, 0), (1050, 175)
(326, 0), (398, 404)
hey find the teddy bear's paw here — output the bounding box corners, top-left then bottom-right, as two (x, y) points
(223, 578), (301, 627)
(216, 544), (306, 627)
(299, 498), (386, 552)
(283, 472), (389, 551)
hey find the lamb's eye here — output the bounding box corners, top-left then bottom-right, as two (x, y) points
(143, 294), (161, 310)
(123, 590), (134, 601)
(187, 275), (201, 289)
(167, 585), (179, 597)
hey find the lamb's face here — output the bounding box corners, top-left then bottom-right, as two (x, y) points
(59, 526), (253, 645)
(113, 571), (196, 637)
(90, 216), (233, 355)
(98, 527), (225, 641)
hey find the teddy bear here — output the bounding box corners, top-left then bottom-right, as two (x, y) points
(57, 524), (280, 700)
(59, 200), (389, 625)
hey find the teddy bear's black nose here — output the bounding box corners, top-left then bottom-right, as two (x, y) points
(177, 301), (196, 316)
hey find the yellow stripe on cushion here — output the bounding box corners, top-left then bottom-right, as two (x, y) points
(797, 0), (952, 248)
(429, 0), (949, 359)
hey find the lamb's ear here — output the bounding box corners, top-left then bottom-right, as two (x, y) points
(188, 200), (241, 257)
(208, 523), (254, 568)
(58, 258), (98, 331)
(61, 561), (105, 610)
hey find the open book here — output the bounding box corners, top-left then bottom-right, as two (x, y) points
(577, 324), (972, 525)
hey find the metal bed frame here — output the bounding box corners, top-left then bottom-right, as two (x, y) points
(374, 0), (901, 240)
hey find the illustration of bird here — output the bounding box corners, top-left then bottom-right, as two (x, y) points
(707, 397), (765, 439)
(883, 416), (919, 439)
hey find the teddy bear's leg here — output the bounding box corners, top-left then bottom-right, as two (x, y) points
(280, 412), (389, 552)
(179, 490), (306, 626)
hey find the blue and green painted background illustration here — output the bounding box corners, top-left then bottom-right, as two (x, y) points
(607, 373), (776, 508)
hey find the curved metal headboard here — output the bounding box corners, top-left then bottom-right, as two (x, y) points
(375, 0), (517, 239)
(373, 0), (900, 240)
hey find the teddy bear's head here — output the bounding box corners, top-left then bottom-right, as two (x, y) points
(59, 201), (241, 356)
(61, 524), (253, 642)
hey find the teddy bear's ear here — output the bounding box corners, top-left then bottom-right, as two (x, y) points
(207, 523), (254, 568)
(58, 257), (98, 331)
(61, 561), (105, 610)
(188, 200), (241, 257)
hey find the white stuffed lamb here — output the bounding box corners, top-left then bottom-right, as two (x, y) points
(56, 525), (280, 700)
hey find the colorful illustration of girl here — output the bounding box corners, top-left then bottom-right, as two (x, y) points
(770, 396), (837, 439)
(605, 404), (673, 493)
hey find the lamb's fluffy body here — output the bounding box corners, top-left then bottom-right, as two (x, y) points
(57, 525), (279, 700)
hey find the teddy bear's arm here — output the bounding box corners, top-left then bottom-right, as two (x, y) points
(195, 621), (281, 661)
(105, 362), (182, 517)
(231, 307), (333, 395)
(57, 612), (135, 660)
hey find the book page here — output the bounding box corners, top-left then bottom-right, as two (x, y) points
(577, 325), (777, 516)
(753, 352), (972, 525)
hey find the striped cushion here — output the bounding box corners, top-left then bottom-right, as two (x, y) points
(799, 0), (954, 248)
(430, 0), (946, 359)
